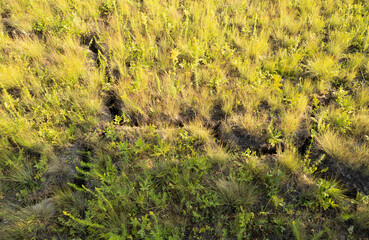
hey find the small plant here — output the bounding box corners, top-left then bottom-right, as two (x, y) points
(311, 110), (330, 134)
(290, 220), (306, 240)
(99, 1), (115, 16)
(335, 88), (354, 111)
(231, 207), (255, 240)
(104, 122), (118, 142)
(315, 178), (346, 210)
(303, 153), (326, 175)
(33, 20), (46, 34)
(267, 120), (283, 147)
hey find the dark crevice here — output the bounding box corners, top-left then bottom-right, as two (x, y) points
(127, 112), (141, 127)
(259, 144), (279, 155)
(230, 126), (265, 151)
(105, 66), (121, 83)
(209, 103), (226, 145)
(2, 18), (25, 38)
(81, 32), (103, 66)
(1, 9), (11, 19)
(346, 44), (362, 54)
(81, 33), (122, 83)
(257, 100), (271, 111)
(104, 90), (124, 119)
(298, 136), (312, 156)
(208, 104), (278, 154)
(213, 124), (277, 154)
(6, 87), (22, 99)
(211, 122), (222, 142)
(210, 103), (226, 122)
(111, 68), (121, 80)
(177, 107), (197, 125)
(101, 90), (143, 126)
(313, 150), (369, 197)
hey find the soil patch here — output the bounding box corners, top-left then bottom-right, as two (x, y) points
(217, 125), (268, 153)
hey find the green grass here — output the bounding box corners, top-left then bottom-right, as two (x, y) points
(1, 0), (369, 239)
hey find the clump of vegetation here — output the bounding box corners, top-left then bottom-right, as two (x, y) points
(1, 0), (369, 239)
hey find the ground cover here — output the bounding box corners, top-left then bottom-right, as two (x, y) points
(1, 0), (369, 239)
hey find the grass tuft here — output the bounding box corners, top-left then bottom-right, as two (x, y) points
(215, 179), (259, 210)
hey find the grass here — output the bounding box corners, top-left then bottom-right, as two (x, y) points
(215, 179), (259, 209)
(1, 0), (369, 239)
(354, 204), (369, 230)
(316, 130), (369, 171)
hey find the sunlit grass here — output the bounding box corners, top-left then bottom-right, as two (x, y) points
(316, 130), (369, 170)
(1, 0), (369, 238)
